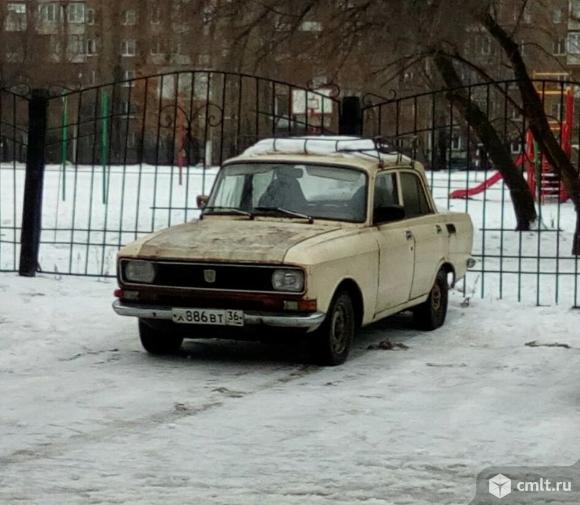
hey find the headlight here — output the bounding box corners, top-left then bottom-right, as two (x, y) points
(272, 269), (304, 292)
(124, 260), (156, 283)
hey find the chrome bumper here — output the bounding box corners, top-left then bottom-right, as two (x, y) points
(112, 300), (326, 332)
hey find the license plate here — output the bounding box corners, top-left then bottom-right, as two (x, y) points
(171, 308), (244, 327)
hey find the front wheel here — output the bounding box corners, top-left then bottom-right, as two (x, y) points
(138, 319), (184, 355)
(310, 290), (356, 366)
(413, 270), (449, 331)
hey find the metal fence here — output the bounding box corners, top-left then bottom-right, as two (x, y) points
(363, 79), (580, 307)
(0, 88), (28, 273)
(35, 71), (341, 277)
(1, 73), (580, 307)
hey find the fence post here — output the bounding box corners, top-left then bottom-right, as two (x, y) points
(339, 96), (363, 136)
(19, 89), (49, 277)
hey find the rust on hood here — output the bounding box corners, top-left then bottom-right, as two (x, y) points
(133, 218), (341, 263)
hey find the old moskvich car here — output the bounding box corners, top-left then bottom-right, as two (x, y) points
(113, 137), (474, 365)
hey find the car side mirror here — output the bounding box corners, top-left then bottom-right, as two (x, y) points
(197, 195), (209, 209)
(374, 205), (406, 224)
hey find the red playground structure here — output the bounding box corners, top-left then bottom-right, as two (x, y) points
(450, 88), (573, 203)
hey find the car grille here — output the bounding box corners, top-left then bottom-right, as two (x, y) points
(121, 261), (303, 294)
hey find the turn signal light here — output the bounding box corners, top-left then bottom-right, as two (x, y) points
(284, 299), (317, 312)
(114, 289), (139, 300)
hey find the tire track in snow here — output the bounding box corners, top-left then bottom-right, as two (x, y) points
(0, 364), (320, 467)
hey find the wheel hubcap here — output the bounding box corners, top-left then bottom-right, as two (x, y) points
(331, 305), (348, 354)
(432, 284), (442, 311)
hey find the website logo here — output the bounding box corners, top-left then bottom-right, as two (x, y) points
(489, 474), (512, 499)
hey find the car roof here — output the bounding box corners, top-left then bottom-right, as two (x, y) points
(226, 136), (426, 176)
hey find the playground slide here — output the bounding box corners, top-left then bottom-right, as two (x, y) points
(449, 154), (524, 199)
(449, 172), (503, 199)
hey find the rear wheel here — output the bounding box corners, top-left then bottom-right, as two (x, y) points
(413, 270), (449, 331)
(310, 290), (356, 366)
(138, 319), (183, 355)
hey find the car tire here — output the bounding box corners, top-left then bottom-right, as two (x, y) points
(413, 270), (449, 331)
(310, 290), (356, 366)
(138, 319), (184, 355)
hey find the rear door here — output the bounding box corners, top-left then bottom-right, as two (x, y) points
(372, 171), (415, 314)
(399, 171), (447, 299)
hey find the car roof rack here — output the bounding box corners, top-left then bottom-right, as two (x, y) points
(251, 135), (415, 167)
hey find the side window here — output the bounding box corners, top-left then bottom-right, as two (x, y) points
(374, 172), (399, 209)
(400, 172), (432, 218)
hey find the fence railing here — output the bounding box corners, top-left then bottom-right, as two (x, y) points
(0, 88), (28, 273)
(362, 79), (580, 307)
(1, 74), (579, 307)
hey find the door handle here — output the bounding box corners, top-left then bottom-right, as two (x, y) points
(435, 225), (443, 234)
(446, 223), (457, 235)
(405, 230), (414, 241)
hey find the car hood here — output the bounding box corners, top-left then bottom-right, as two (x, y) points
(126, 218), (342, 263)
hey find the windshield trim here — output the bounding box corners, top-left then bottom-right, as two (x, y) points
(206, 160), (369, 224)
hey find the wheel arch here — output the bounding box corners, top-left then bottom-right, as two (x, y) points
(438, 260), (457, 287)
(334, 278), (365, 329)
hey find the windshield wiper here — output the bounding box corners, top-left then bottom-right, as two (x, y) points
(202, 206), (254, 219)
(254, 206), (314, 224)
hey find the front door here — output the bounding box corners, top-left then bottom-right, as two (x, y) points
(373, 171), (415, 314)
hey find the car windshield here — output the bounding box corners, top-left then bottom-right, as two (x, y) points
(206, 163), (367, 222)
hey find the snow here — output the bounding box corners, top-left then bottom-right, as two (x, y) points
(1, 274), (579, 504)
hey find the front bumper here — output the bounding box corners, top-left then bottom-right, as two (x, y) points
(112, 300), (326, 332)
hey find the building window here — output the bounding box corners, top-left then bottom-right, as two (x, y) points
(552, 8), (563, 24)
(480, 36), (492, 55)
(150, 39), (163, 55)
(86, 8), (95, 25)
(173, 42), (184, 56)
(198, 53), (210, 66)
(68, 3), (86, 24)
(553, 37), (567, 55)
(568, 32), (580, 54)
(150, 6), (161, 24)
(122, 9), (136, 26)
(202, 4), (216, 25)
(49, 36), (61, 62)
(573, 0), (580, 19)
(122, 70), (136, 87)
(38, 3), (59, 23)
(127, 132), (137, 148)
(300, 21), (322, 32)
(67, 35), (85, 59)
(122, 101), (137, 116)
(5, 3), (27, 32)
(86, 38), (97, 56)
(121, 39), (137, 57)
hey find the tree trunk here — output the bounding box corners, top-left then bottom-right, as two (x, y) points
(482, 12), (580, 255)
(433, 53), (537, 230)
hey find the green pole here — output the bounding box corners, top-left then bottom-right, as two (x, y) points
(101, 91), (109, 204)
(60, 95), (68, 201)
(534, 140), (541, 202)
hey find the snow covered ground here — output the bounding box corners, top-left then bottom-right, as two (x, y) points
(1, 274), (579, 504)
